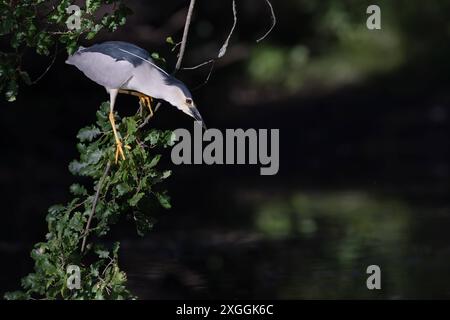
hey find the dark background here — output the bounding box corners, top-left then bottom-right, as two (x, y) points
(1, 0), (450, 299)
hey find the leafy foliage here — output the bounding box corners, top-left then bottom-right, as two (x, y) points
(5, 103), (175, 300)
(0, 0), (132, 101)
(0, 0), (198, 301)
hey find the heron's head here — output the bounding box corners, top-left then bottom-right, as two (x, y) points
(163, 77), (205, 127)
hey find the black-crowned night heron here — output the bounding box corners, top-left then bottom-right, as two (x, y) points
(66, 41), (205, 162)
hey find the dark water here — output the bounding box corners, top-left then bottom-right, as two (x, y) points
(3, 196), (450, 299)
(116, 190), (450, 299)
(1, 52), (449, 299)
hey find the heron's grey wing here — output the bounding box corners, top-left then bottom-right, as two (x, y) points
(66, 51), (134, 89)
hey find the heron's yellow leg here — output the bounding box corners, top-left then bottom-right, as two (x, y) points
(118, 89), (153, 117)
(108, 112), (125, 163)
(140, 96), (153, 117)
(119, 89), (141, 97)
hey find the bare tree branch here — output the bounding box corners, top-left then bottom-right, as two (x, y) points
(81, 161), (111, 253)
(218, 0), (237, 58)
(174, 0), (196, 72)
(182, 59), (214, 71)
(183, 0), (238, 89)
(192, 60), (215, 90)
(256, 0), (276, 43)
(140, 0), (242, 123)
(142, 0), (196, 122)
(30, 42), (59, 85)
(139, 106), (158, 128)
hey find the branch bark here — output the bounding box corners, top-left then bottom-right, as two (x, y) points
(30, 42), (59, 85)
(181, 0), (237, 90)
(174, 0), (196, 72)
(218, 0), (237, 59)
(81, 161), (112, 253)
(142, 0), (196, 124)
(256, 0), (276, 43)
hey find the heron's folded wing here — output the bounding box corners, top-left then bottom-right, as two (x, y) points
(66, 51), (134, 89)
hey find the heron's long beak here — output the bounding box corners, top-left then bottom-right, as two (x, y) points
(190, 104), (207, 129)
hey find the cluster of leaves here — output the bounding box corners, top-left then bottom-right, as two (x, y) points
(5, 102), (175, 300)
(0, 0), (132, 101)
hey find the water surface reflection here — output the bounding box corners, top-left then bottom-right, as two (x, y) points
(121, 191), (450, 299)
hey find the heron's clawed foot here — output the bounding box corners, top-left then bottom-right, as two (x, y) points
(114, 140), (126, 163)
(108, 111), (126, 163)
(139, 96), (154, 118)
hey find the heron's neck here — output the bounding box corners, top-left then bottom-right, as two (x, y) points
(140, 72), (177, 102)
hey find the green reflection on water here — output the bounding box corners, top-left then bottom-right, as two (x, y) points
(254, 191), (411, 298)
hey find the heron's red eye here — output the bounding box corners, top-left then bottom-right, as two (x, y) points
(186, 98), (193, 105)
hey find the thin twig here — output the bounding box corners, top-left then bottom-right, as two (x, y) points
(256, 0), (276, 43)
(182, 0), (238, 89)
(192, 60), (215, 91)
(102, 257), (115, 276)
(139, 101), (162, 129)
(171, 41), (182, 52)
(30, 42), (59, 84)
(182, 59), (214, 71)
(218, 0), (237, 59)
(81, 161), (112, 253)
(174, 0), (196, 72)
(47, 31), (70, 35)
